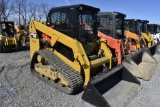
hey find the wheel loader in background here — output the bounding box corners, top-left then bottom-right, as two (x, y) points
(0, 21), (22, 52)
(140, 20), (160, 62)
(148, 24), (160, 44)
(98, 12), (157, 81)
(29, 4), (141, 107)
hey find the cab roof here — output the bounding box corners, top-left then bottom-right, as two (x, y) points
(49, 4), (100, 13)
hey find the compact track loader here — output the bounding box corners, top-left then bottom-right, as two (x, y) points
(98, 12), (132, 66)
(29, 4), (141, 107)
(98, 13), (157, 80)
(125, 19), (159, 58)
(124, 19), (146, 50)
(140, 20), (160, 62)
(0, 21), (22, 52)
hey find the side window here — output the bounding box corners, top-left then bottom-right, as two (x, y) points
(50, 12), (73, 37)
(51, 12), (71, 29)
(51, 12), (61, 24)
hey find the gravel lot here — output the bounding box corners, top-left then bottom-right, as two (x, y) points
(0, 50), (160, 107)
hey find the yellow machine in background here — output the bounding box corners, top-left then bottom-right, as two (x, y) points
(29, 4), (141, 107)
(14, 24), (29, 47)
(0, 21), (22, 52)
(124, 19), (146, 51)
(140, 20), (155, 47)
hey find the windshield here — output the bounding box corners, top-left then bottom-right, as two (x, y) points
(147, 25), (153, 34)
(153, 25), (158, 34)
(99, 15), (112, 29)
(124, 20), (134, 32)
(79, 11), (94, 31)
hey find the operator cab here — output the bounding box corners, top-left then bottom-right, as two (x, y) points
(47, 4), (100, 56)
(125, 19), (142, 36)
(148, 24), (158, 34)
(0, 21), (15, 37)
(98, 12), (126, 39)
(47, 4), (99, 43)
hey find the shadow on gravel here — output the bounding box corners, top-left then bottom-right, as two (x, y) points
(11, 46), (30, 53)
(1, 46), (30, 53)
(73, 87), (84, 95)
(0, 65), (5, 74)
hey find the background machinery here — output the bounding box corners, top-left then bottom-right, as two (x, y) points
(125, 19), (160, 61)
(98, 12), (132, 66)
(140, 20), (160, 62)
(140, 20), (155, 47)
(124, 19), (146, 50)
(98, 12), (157, 81)
(14, 24), (29, 47)
(29, 4), (141, 107)
(0, 21), (22, 52)
(148, 24), (160, 44)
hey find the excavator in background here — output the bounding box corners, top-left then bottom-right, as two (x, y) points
(29, 4), (141, 107)
(0, 21), (22, 52)
(140, 20), (160, 62)
(148, 24), (160, 44)
(98, 12), (157, 81)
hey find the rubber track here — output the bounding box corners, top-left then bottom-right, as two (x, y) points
(33, 49), (83, 94)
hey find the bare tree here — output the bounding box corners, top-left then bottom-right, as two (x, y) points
(41, 3), (53, 18)
(36, 3), (54, 21)
(0, 1), (2, 20)
(14, 0), (27, 25)
(37, 3), (45, 21)
(0, 0), (14, 21)
(20, 3), (28, 25)
(28, 2), (37, 21)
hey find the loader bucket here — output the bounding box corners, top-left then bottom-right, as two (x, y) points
(122, 49), (157, 80)
(82, 65), (141, 107)
(145, 44), (160, 62)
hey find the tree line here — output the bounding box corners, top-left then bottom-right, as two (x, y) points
(0, 0), (53, 25)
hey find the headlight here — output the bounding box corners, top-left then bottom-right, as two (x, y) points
(30, 33), (38, 38)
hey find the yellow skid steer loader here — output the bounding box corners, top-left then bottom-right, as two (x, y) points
(29, 4), (141, 107)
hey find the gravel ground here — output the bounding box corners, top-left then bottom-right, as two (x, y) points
(0, 50), (160, 107)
